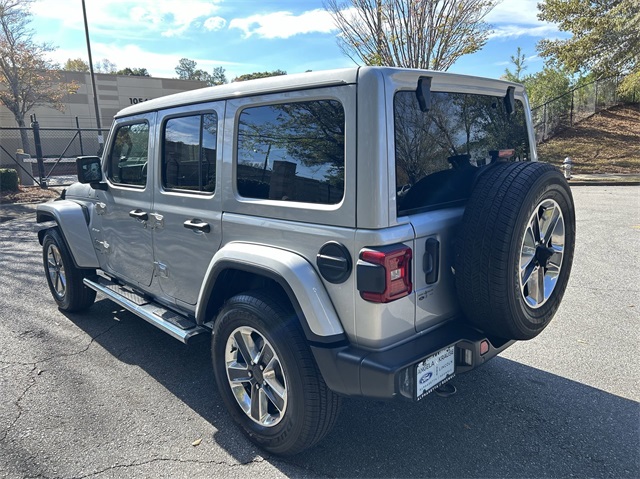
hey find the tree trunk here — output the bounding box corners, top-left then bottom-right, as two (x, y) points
(15, 116), (31, 155)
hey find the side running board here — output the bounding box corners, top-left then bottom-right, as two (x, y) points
(83, 277), (209, 344)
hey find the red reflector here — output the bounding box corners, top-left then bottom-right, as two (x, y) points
(360, 245), (412, 303)
(480, 340), (490, 355)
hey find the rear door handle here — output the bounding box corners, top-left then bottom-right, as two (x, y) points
(129, 209), (148, 221)
(183, 219), (210, 233)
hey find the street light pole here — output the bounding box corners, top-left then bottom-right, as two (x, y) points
(81, 0), (104, 154)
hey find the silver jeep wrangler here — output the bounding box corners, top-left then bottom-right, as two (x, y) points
(37, 67), (575, 455)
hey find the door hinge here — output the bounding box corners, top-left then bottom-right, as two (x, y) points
(95, 202), (107, 215)
(153, 261), (168, 278)
(149, 213), (164, 230)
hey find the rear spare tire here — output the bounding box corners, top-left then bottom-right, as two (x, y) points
(455, 162), (575, 340)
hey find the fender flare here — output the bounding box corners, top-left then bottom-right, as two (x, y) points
(36, 201), (100, 269)
(196, 242), (346, 345)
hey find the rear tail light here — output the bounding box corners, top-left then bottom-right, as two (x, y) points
(357, 245), (412, 303)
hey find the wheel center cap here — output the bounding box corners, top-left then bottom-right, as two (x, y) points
(535, 245), (555, 268)
(251, 366), (264, 384)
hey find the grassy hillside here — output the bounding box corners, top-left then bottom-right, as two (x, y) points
(537, 105), (640, 174)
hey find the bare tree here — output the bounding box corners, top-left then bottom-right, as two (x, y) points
(324, 0), (497, 70)
(0, 0), (74, 153)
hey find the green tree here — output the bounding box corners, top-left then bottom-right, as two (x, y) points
(116, 67), (150, 76)
(537, 0), (639, 95)
(233, 70), (286, 82)
(175, 58), (227, 86)
(0, 0), (76, 153)
(94, 58), (117, 74)
(324, 0), (497, 70)
(526, 67), (571, 109)
(502, 47), (527, 82)
(63, 57), (89, 72)
(211, 66), (227, 86)
(175, 57), (197, 79)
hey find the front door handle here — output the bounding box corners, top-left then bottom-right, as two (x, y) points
(183, 219), (210, 233)
(129, 209), (149, 221)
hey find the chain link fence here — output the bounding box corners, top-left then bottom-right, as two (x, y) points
(0, 117), (108, 187)
(531, 76), (639, 143)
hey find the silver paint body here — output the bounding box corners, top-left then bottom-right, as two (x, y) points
(39, 67), (535, 350)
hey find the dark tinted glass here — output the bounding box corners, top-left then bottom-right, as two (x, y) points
(395, 91), (530, 214)
(107, 122), (149, 186)
(163, 113), (217, 192)
(236, 100), (345, 204)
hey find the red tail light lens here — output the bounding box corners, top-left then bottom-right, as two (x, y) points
(358, 245), (412, 303)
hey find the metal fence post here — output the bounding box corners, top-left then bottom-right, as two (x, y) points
(30, 115), (47, 188)
(76, 116), (84, 156)
(543, 104), (548, 141)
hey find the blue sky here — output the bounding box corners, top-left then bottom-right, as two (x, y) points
(30, 0), (564, 81)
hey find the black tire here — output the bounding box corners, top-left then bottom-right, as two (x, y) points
(455, 162), (575, 340)
(211, 290), (341, 456)
(42, 228), (96, 312)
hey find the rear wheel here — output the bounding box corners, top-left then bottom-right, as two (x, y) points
(42, 228), (96, 312)
(455, 162), (575, 340)
(211, 290), (341, 456)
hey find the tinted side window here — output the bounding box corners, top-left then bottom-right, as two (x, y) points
(395, 91), (530, 215)
(236, 100), (345, 205)
(163, 113), (217, 193)
(107, 122), (149, 187)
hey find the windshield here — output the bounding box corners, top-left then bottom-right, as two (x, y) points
(395, 90), (531, 215)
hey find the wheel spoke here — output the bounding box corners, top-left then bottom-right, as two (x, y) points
(521, 258), (537, 289)
(534, 265), (545, 304)
(520, 226), (536, 270)
(234, 330), (257, 366)
(263, 380), (286, 412)
(250, 386), (267, 423)
(531, 211), (542, 243)
(227, 362), (250, 383)
(539, 204), (559, 243)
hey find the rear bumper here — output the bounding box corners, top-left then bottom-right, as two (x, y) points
(311, 318), (515, 400)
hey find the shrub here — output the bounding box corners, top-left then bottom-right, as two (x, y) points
(0, 168), (20, 192)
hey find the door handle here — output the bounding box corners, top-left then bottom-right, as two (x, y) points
(129, 209), (149, 221)
(183, 219), (210, 233)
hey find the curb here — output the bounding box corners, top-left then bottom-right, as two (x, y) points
(568, 181), (640, 186)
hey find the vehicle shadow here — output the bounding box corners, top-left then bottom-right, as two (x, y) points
(65, 299), (639, 478)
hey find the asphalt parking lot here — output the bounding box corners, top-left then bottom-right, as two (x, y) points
(1, 185), (638, 478)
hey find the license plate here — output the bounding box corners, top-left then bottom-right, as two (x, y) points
(416, 345), (456, 400)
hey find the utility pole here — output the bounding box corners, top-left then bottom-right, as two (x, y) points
(81, 0), (104, 155)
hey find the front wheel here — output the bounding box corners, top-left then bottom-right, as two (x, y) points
(42, 228), (96, 312)
(211, 291), (341, 456)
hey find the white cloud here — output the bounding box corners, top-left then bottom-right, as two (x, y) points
(229, 9), (337, 39)
(31, 0), (223, 38)
(486, 0), (543, 26)
(204, 16), (227, 31)
(489, 24), (560, 39)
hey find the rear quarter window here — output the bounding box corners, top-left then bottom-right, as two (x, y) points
(236, 99), (345, 205)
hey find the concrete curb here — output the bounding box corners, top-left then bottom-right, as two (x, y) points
(569, 181), (640, 186)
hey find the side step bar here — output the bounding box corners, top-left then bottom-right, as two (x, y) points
(83, 277), (209, 344)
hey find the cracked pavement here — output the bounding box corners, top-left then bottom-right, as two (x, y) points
(1, 186), (639, 478)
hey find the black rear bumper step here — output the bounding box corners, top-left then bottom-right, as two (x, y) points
(311, 318), (514, 400)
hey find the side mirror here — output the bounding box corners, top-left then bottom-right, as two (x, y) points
(76, 156), (107, 190)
